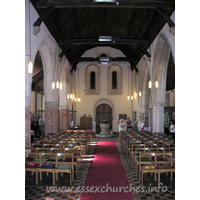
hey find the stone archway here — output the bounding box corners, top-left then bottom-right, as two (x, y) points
(96, 104), (112, 133)
(93, 98), (115, 133)
(151, 35), (171, 133)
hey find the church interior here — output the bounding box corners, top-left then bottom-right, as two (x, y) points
(22, 0), (184, 199)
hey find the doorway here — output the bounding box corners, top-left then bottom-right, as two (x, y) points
(96, 104), (112, 133)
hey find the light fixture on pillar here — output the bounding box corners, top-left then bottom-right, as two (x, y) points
(148, 80), (152, 88)
(76, 68), (81, 102)
(155, 65), (159, 88)
(155, 80), (159, 88)
(131, 96), (134, 100)
(59, 82), (62, 90)
(52, 67), (55, 89)
(28, 61), (33, 73)
(52, 81), (55, 89)
(134, 91), (137, 98)
(56, 81), (60, 89)
(139, 91), (142, 97)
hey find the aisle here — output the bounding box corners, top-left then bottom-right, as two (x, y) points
(80, 141), (134, 200)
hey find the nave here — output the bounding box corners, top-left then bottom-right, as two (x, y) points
(25, 133), (175, 200)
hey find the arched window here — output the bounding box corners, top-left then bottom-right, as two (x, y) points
(112, 71), (117, 89)
(108, 65), (122, 95)
(90, 71), (95, 89)
(85, 65), (100, 95)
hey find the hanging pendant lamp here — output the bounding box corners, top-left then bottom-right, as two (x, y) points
(28, 61), (33, 73)
(148, 80), (152, 88)
(59, 82), (62, 90)
(56, 80), (60, 89)
(155, 80), (159, 88)
(52, 81), (55, 89)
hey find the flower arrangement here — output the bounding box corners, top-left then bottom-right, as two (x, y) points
(102, 119), (108, 123)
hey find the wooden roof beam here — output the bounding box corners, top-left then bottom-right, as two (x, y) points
(36, 0), (174, 9)
(60, 38), (149, 46)
(32, 7), (55, 35)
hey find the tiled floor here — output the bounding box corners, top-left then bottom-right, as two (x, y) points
(25, 137), (175, 200)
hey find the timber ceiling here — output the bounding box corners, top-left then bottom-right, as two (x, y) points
(30, 0), (175, 91)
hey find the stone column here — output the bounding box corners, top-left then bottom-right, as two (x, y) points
(25, 96), (31, 147)
(45, 102), (58, 134)
(152, 101), (165, 133)
(60, 105), (70, 131)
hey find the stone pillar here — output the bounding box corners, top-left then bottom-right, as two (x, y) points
(60, 105), (70, 131)
(25, 104), (31, 148)
(45, 102), (58, 134)
(152, 101), (165, 133)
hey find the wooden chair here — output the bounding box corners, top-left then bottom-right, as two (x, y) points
(132, 145), (146, 167)
(62, 147), (82, 177)
(25, 152), (39, 185)
(157, 152), (175, 185)
(137, 152), (154, 181)
(164, 147), (175, 164)
(55, 153), (74, 185)
(37, 153), (56, 185)
(140, 152), (166, 185)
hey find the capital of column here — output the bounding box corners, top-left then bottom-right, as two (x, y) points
(25, 96), (30, 107)
(60, 105), (70, 110)
(45, 101), (58, 108)
(152, 101), (165, 107)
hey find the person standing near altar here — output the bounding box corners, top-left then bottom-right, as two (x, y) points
(119, 118), (125, 134)
(126, 117), (132, 131)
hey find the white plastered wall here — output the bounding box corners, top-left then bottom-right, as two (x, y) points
(75, 47), (132, 132)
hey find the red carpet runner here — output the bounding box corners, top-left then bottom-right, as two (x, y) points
(80, 141), (134, 200)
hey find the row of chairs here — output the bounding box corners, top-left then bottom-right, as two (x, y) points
(25, 152), (74, 185)
(119, 131), (175, 186)
(26, 131), (92, 185)
(138, 152), (175, 185)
